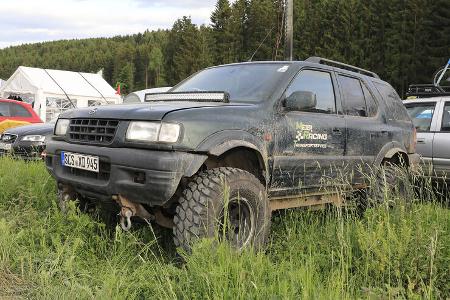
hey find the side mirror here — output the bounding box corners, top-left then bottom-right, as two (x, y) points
(285, 91), (317, 111)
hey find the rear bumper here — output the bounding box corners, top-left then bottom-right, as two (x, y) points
(45, 140), (207, 206)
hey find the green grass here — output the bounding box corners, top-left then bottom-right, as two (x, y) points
(0, 157), (449, 299)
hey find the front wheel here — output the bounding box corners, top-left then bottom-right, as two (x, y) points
(173, 167), (271, 252)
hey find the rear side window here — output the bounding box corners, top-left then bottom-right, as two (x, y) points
(0, 102), (11, 117)
(361, 83), (378, 117)
(405, 103), (436, 132)
(338, 75), (367, 117)
(441, 103), (450, 132)
(285, 69), (336, 114)
(11, 103), (32, 117)
(374, 82), (410, 121)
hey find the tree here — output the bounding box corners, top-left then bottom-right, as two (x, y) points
(211, 0), (234, 64)
(148, 46), (165, 87)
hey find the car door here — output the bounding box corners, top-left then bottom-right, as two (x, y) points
(9, 102), (39, 123)
(404, 101), (438, 176)
(336, 74), (388, 184)
(432, 100), (450, 178)
(270, 68), (346, 196)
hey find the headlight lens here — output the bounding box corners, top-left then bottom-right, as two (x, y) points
(126, 122), (181, 143)
(21, 135), (45, 142)
(55, 119), (70, 136)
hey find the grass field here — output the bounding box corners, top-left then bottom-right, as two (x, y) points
(0, 157), (449, 299)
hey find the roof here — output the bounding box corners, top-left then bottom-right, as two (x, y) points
(0, 66), (119, 99)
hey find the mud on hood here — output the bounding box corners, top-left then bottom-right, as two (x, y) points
(60, 102), (251, 121)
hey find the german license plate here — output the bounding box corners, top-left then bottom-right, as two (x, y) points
(0, 142), (12, 151)
(61, 151), (99, 173)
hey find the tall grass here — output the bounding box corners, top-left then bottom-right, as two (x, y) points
(0, 157), (448, 299)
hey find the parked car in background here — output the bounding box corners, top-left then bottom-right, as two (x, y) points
(404, 92), (450, 179)
(0, 98), (42, 133)
(0, 121), (55, 159)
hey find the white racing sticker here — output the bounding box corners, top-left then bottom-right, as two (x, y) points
(277, 65), (289, 72)
(294, 122), (328, 148)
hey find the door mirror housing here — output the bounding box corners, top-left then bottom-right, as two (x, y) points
(285, 91), (317, 111)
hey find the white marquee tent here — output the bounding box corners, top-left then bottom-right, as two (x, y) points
(0, 66), (121, 121)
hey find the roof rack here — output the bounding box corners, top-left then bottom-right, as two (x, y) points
(305, 57), (380, 79)
(406, 84), (450, 99)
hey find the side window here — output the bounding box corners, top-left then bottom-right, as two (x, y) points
(338, 75), (367, 117)
(0, 102), (11, 117)
(11, 103), (32, 117)
(374, 82), (410, 121)
(441, 103), (450, 132)
(405, 103), (436, 132)
(361, 82), (378, 117)
(285, 69), (336, 114)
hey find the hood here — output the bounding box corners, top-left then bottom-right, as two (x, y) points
(5, 123), (54, 136)
(60, 102), (251, 121)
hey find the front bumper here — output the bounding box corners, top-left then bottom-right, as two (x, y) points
(0, 142), (45, 160)
(45, 140), (207, 206)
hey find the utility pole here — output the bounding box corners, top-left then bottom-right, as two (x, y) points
(284, 0), (293, 61)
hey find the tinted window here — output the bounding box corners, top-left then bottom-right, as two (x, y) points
(405, 103), (435, 132)
(0, 103), (10, 117)
(172, 64), (290, 103)
(11, 103), (32, 117)
(339, 75), (367, 117)
(441, 103), (450, 131)
(285, 70), (336, 113)
(374, 82), (410, 121)
(361, 82), (378, 117)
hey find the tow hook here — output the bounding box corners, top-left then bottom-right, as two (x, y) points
(112, 195), (155, 231)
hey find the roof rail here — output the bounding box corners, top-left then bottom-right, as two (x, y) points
(305, 57), (380, 79)
(406, 84), (450, 99)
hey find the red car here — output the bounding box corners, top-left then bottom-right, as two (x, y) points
(0, 99), (42, 128)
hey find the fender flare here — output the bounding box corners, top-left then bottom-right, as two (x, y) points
(374, 142), (408, 166)
(196, 130), (269, 177)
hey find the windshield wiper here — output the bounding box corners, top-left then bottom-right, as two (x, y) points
(145, 91), (230, 103)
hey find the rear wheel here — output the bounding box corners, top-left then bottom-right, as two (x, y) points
(368, 161), (412, 206)
(173, 167), (271, 252)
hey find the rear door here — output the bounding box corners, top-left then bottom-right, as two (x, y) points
(432, 101), (450, 178)
(404, 101), (438, 176)
(337, 74), (387, 184)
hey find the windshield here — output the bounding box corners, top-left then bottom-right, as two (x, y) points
(171, 64), (291, 102)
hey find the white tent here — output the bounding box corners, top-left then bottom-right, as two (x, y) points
(0, 79), (4, 88)
(0, 66), (121, 121)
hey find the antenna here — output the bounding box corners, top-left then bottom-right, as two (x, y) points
(248, 26), (274, 62)
(284, 0), (293, 61)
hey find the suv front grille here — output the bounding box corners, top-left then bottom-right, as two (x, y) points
(68, 119), (119, 145)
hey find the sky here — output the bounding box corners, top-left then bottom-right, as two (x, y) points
(0, 0), (217, 49)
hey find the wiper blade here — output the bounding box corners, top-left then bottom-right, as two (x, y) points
(144, 91), (230, 103)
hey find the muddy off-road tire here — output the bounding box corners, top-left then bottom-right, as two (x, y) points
(369, 162), (413, 206)
(173, 167), (271, 252)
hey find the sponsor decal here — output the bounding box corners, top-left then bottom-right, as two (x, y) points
(294, 122), (328, 148)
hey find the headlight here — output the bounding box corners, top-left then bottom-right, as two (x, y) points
(126, 122), (181, 143)
(55, 119), (70, 136)
(21, 135), (45, 142)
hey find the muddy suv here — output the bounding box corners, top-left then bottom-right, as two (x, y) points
(45, 57), (419, 251)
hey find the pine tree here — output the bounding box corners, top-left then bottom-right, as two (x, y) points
(211, 0), (234, 64)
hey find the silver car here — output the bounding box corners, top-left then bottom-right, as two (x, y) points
(404, 97), (450, 179)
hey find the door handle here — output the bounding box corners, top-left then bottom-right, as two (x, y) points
(417, 138), (426, 144)
(332, 128), (342, 135)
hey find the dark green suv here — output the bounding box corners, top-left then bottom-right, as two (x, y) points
(45, 57), (419, 250)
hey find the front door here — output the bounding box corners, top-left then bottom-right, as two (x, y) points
(270, 69), (346, 197)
